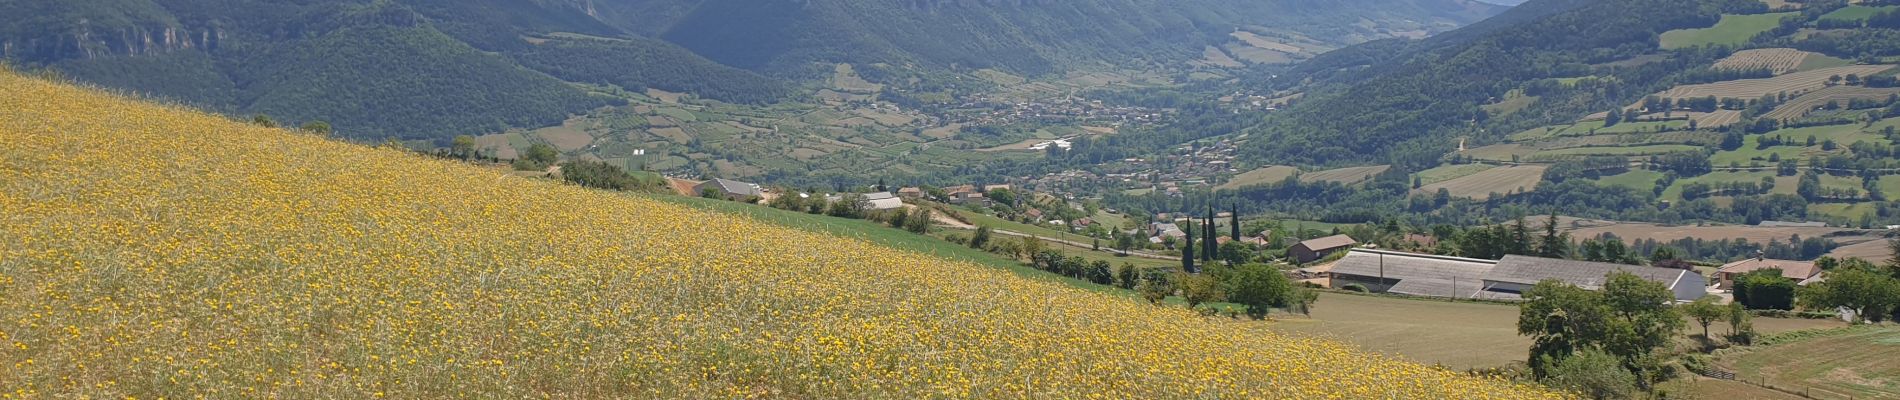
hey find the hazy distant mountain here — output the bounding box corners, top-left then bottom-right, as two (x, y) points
(587, 0), (1508, 74)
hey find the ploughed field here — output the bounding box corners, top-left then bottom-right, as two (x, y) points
(0, 70), (1563, 398)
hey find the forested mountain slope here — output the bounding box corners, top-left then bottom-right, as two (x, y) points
(0, 0), (780, 141)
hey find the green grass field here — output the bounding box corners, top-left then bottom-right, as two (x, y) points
(1661, 13), (1800, 50)
(1819, 5), (1898, 22)
(1721, 327), (1900, 399)
(1810, 202), (1879, 220)
(1415, 164), (1497, 186)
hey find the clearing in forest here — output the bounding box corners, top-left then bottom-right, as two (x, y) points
(1660, 13), (1800, 49)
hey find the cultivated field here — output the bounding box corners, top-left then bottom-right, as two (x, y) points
(1220, 165), (1300, 189)
(1416, 165), (1547, 200)
(1660, 13), (1800, 49)
(1300, 165), (1391, 185)
(1712, 48), (1820, 75)
(1762, 85), (1900, 120)
(1634, 110), (1744, 128)
(1719, 327), (1900, 399)
(1277, 293), (1845, 371)
(0, 70), (1569, 398)
(1648, 65), (1897, 102)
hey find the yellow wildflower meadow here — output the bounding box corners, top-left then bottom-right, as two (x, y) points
(0, 70), (1566, 398)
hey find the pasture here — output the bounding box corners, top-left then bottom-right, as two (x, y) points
(1220, 165), (1300, 189)
(1648, 65), (1896, 102)
(1416, 165), (1546, 200)
(1719, 327), (1900, 399)
(1660, 13), (1800, 49)
(1300, 165), (1391, 185)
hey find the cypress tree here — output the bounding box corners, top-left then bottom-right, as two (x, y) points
(1203, 206), (1216, 262)
(1230, 204), (1241, 242)
(1183, 219), (1197, 273)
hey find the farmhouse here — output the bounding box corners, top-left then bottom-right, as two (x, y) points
(1290, 234), (1357, 263)
(950, 191), (987, 205)
(896, 187), (924, 199)
(1483, 256), (1707, 302)
(694, 178), (762, 201)
(1326, 249), (1501, 298)
(1715, 257), (1820, 288)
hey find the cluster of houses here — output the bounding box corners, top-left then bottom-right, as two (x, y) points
(1305, 246), (1831, 303)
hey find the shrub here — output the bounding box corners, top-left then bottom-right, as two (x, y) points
(1341, 284), (1369, 293)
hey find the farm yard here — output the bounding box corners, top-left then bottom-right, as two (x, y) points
(1415, 165), (1546, 200)
(1660, 12), (1800, 50)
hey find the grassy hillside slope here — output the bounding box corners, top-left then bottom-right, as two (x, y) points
(0, 71), (1561, 398)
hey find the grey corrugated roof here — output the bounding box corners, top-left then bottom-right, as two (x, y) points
(1329, 249), (1496, 282)
(1388, 278), (1489, 298)
(1297, 234), (1358, 252)
(862, 192), (898, 201)
(702, 179), (761, 196)
(1488, 255), (1694, 290)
